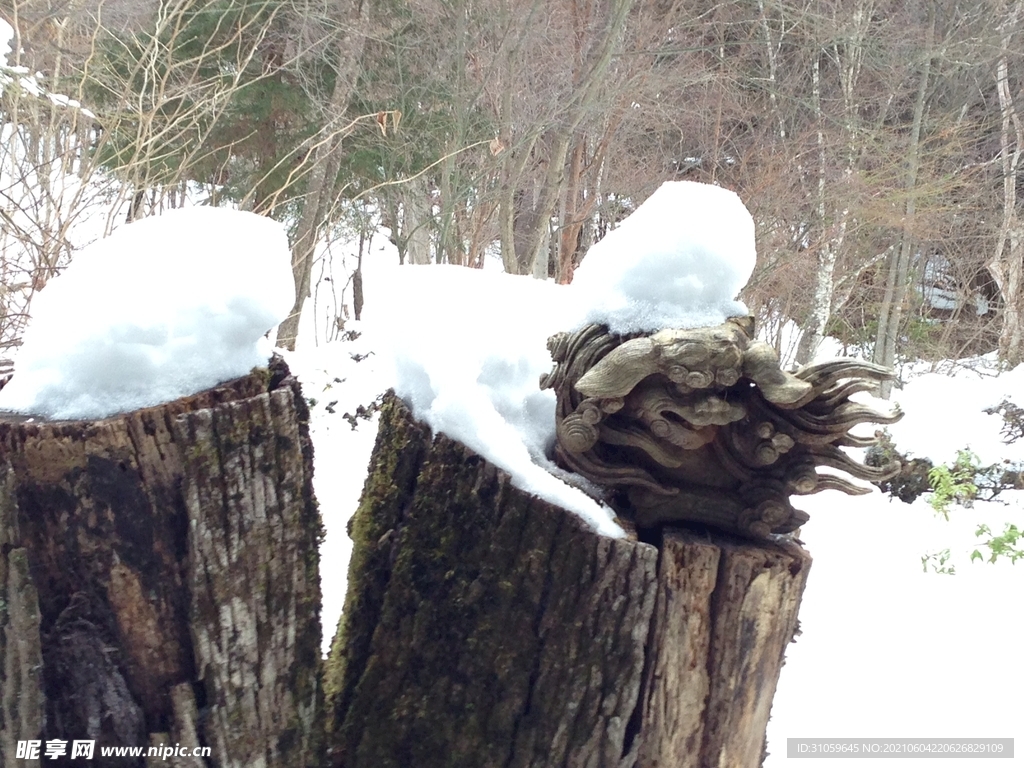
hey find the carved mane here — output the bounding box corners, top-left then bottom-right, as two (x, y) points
(540, 317), (901, 538)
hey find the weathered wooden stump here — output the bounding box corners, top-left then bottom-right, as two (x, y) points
(324, 393), (810, 768)
(0, 357), (323, 768)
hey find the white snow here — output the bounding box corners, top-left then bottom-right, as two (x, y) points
(280, 335), (386, 657)
(885, 361), (1024, 468)
(0, 207), (293, 420)
(362, 263), (625, 538)
(762, 360), (1024, 765)
(764, 487), (1022, 767)
(569, 181), (755, 334)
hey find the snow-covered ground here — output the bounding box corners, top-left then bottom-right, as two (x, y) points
(761, 364), (1022, 766)
(765, 492), (1021, 766)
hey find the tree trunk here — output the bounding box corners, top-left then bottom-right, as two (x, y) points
(0, 358), (323, 768)
(324, 393), (810, 768)
(988, 0), (1024, 366)
(795, 52), (840, 366)
(276, 0), (371, 350)
(873, 8), (934, 394)
(401, 179), (434, 266)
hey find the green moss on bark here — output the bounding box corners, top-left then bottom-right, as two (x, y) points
(323, 392), (658, 768)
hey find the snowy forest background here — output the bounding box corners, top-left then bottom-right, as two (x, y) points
(2, 1), (1024, 761)
(3, 0), (1024, 374)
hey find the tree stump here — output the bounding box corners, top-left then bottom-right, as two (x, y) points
(0, 357), (323, 768)
(324, 393), (810, 768)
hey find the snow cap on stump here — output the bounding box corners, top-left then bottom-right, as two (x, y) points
(0, 207), (293, 420)
(571, 180), (756, 334)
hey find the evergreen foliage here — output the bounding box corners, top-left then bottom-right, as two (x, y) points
(84, 0), (328, 215)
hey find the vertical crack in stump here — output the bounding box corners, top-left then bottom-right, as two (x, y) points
(177, 387), (323, 768)
(699, 538), (811, 768)
(630, 529), (719, 768)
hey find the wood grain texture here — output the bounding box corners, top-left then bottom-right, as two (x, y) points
(176, 387), (323, 768)
(0, 463), (45, 768)
(0, 359), (323, 768)
(632, 531), (719, 768)
(634, 530), (811, 768)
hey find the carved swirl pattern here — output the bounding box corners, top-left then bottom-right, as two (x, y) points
(540, 317), (902, 538)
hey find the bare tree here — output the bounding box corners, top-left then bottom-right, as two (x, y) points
(987, 0), (1024, 365)
(872, 3), (936, 392)
(275, 0), (372, 350)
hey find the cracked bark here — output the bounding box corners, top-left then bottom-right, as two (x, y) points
(0, 358), (323, 768)
(324, 393), (810, 768)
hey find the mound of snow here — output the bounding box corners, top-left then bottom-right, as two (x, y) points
(362, 264), (627, 536)
(570, 181), (755, 334)
(0, 207), (293, 420)
(884, 362), (1024, 467)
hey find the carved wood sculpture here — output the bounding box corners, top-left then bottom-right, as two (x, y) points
(541, 316), (902, 537)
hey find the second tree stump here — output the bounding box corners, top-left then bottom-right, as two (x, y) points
(325, 393), (810, 768)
